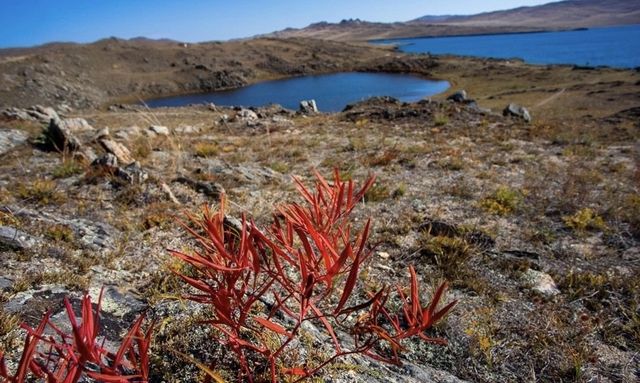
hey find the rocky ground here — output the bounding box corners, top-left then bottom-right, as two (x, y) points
(0, 38), (639, 382)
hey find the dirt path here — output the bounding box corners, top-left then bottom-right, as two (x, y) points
(532, 87), (566, 108)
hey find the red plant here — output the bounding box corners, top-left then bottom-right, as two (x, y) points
(0, 289), (152, 383)
(171, 170), (457, 382)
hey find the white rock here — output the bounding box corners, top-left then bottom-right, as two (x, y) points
(149, 125), (170, 136)
(174, 125), (200, 134)
(236, 109), (258, 122)
(62, 118), (94, 132)
(522, 269), (560, 297)
(299, 99), (318, 114)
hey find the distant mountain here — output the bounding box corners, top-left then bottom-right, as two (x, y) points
(266, 0), (640, 41)
(412, 0), (640, 29)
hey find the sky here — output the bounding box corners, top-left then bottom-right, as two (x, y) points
(0, 0), (554, 48)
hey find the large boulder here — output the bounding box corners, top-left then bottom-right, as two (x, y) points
(47, 117), (83, 151)
(503, 103), (532, 123)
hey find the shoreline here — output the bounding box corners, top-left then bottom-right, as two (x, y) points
(368, 28), (556, 43)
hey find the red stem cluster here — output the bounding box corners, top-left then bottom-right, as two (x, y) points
(0, 289), (152, 383)
(171, 170), (457, 382)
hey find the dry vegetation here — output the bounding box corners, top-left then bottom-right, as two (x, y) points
(2, 86), (639, 381)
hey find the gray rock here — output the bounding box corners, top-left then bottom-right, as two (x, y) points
(58, 104), (72, 113)
(271, 115), (293, 125)
(293, 320), (468, 383)
(2, 105), (59, 123)
(0, 276), (13, 291)
(447, 90), (468, 103)
(88, 285), (146, 318)
(91, 154), (147, 184)
(503, 103), (532, 123)
(114, 125), (142, 140)
(92, 153), (119, 169)
(99, 138), (134, 165)
(175, 176), (225, 199)
(149, 125), (170, 136)
(622, 246), (639, 261)
(2, 108), (31, 121)
(116, 161), (148, 184)
(3, 285), (70, 315)
(0, 129), (29, 156)
(223, 215), (244, 233)
(16, 206), (118, 251)
(34, 106), (60, 122)
(522, 268), (560, 297)
(0, 225), (37, 250)
(235, 164), (278, 182)
(4, 286), (145, 343)
(299, 99), (318, 114)
(48, 117), (83, 151)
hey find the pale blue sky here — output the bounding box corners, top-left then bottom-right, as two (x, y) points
(0, 0), (553, 48)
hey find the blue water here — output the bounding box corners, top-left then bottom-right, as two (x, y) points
(144, 72), (450, 111)
(376, 24), (640, 68)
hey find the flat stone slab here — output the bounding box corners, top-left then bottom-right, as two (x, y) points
(0, 225), (37, 250)
(0, 129), (29, 156)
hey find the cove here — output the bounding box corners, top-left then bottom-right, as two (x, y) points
(143, 72), (450, 112)
(375, 24), (640, 68)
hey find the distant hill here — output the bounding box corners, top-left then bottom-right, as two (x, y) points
(264, 20), (545, 42)
(413, 0), (640, 28)
(266, 0), (640, 41)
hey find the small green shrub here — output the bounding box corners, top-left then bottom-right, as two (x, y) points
(563, 208), (606, 232)
(434, 114), (449, 126)
(439, 157), (465, 171)
(419, 234), (473, 280)
(15, 179), (65, 205)
(392, 183), (407, 199)
(364, 183), (390, 202)
(45, 224), (75, 243)
(52, 160), (84, 179)
(269, 161), (290, 173)
(194, 142), (220, 157)
(480, 186), (522, 215)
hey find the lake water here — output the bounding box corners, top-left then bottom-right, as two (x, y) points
(376, 24), (640, 68)
(144, 72), (450, 111)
